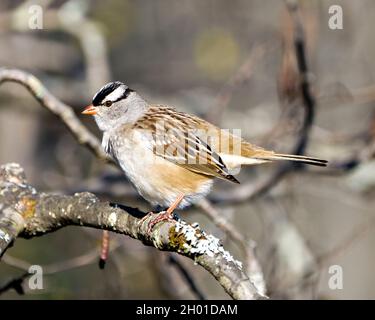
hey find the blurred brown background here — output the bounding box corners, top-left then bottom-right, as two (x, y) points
(1, 0), (375, 299)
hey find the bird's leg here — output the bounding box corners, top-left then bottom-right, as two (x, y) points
(165, 193), (185, 216)
(141, 193), (185, 233)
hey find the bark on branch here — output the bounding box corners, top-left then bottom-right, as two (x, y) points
(0, 163), (266, 300)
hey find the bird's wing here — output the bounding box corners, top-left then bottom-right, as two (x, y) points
(187, 112), (327, 167)
(133, 105), (239, 183)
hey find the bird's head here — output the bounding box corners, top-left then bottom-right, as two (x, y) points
(82, 81), (148, 131)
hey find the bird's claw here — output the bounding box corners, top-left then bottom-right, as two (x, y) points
(140, 193), (185, 233)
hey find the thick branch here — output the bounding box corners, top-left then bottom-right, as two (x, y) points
(0, 163), (266, 300)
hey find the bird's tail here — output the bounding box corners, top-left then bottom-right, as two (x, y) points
(254, 153), (328, 167)
(219, 151), (328, 169)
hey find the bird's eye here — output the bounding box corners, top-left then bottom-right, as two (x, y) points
(104, 101), (112, 107)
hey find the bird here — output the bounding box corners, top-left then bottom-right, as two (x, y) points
(82, 81), (327, 229)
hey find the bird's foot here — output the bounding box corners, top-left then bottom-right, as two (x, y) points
(145, 211), (176, 233)
(141, 193), (185, 233)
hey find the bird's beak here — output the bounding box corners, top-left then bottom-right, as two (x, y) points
(81, 105), (98, 115)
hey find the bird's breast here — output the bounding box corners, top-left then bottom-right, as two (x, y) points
(109, 129), (213, 208)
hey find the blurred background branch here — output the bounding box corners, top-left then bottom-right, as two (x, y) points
(0, 68), (111, 162)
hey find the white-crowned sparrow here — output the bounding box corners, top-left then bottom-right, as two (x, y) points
(82, 82), (327, 227)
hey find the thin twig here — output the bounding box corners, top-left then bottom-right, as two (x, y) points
(0, 68), (112, 163)
(0, 237), (123, 296)
(317, 217), (375, 267)
(168, 254), (206, 300)
(208, 0), (318, 204)
(2, 241), (122, 275)
(0, 272), (29, 295)
(206, 45), (266, 124)
(197, 199), (266, 296)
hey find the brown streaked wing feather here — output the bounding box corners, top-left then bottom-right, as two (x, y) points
(170, 108), (271, 159)
(133, 105), (239, 183)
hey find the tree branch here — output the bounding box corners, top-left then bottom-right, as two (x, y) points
(0, 68), (112, 163)
(0, 163), (266, 300)
(197, 199), (266, 295)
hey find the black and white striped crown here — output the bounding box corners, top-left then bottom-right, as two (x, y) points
(92, 81), (133, 106)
